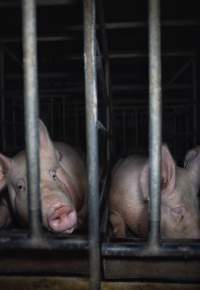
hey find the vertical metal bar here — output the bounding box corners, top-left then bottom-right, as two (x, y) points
(12, 106), (17, 149)
(148, 0), (162, 251)
(22, 0), (42, 239)
(62, 96), (66, 140)
(135, 108), (138, 152)
(0, 42), (6, 152)
(50, 96), (54, 137)
(173, 110), (177, 158)
(192, 57), (197, 146)
(97, 0), (113, 165)
(123, 110), (126, 154)
(83, 0), (101, 289)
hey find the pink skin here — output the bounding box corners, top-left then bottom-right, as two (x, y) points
(47, 204), (77, 233)
(0, 120), (87, 233)
(109, 145), (200, 239)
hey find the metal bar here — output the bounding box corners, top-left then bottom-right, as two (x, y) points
(165, 59), (192, 88)
(64, 20), (200, 31)
(102, 242), (200, 258)
(109, 52), (195, 59)
(2, 36), (75, 43)
(147, 0), (162, 252)
(12, 106), (17, 149)
(62, 96), (67, 140)
(4, 84), (190, 95)
(0, 236), (88, 250)
(0, 0), (77, 7)
(0, 42), (6, 152)
(135, 108), (139, 151)
(22, 0), (42, 239)
(97, 0), (113, 166)
(192, 57), (197, 145)
(83, 0), (101, 289)
(50, 97), (54, 137)
(105, 20), (200, 29)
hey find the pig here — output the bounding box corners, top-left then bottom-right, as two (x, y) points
(0, 120), (87, 234)
(109, 145), (200, 239)
(184, 145), (200, 187)
(184, 145), (200, 201)
(0, 197), (12, 229)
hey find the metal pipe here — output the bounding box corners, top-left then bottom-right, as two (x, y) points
(2, 36), (75, 43)
(0, 42), (6, 152)
(192, 57), (197, 145)
(0, 236), (88, 251)
(83, 0), (101, 289)
(0, 0), (77, 7)
(147, 0), (162, 252)
(102, 242), (200, 258)
(97, 0), (113, 167)
(22, 0), (42, 239)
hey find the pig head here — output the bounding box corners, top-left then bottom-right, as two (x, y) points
(0, 120), (87, 234)
(109, 145), (200, 239)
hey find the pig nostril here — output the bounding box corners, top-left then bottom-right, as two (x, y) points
(47, 205), (77, 233)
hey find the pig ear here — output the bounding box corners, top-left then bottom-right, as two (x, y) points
(39, 119), (54, 151)
(0, 154), (11, 191)
(184, 147), (199, 169)
(161, 145), (176, 194)
(140, 145), (176, 199)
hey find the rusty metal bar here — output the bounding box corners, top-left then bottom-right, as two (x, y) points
(147, 0), (162, 252)
(22, 0), (42, 239)
(83, 0), (101, 289)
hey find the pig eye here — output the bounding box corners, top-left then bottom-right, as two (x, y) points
(16, 179), (25, 192)
(49, 169), (57, 180)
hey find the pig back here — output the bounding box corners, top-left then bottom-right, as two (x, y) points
(109, 156), (148, 236)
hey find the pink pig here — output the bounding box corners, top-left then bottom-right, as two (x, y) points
(109, 145), (200, 239)
(0, 120), (87, 234)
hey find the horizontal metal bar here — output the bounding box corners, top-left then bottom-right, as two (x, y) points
(2, 84), (193, 94)
(105, 20), (200, 29)
(102, 242), (200, 258)
(2, 36), (75, 43)
(0, 0), (77, 7)
(0, 236), (88, 251)
(110, 51), (195, 59)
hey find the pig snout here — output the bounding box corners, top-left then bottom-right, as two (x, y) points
(47, 203), (77, 233)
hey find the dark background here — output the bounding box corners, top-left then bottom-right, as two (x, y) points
(0, 0), (199, 166)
